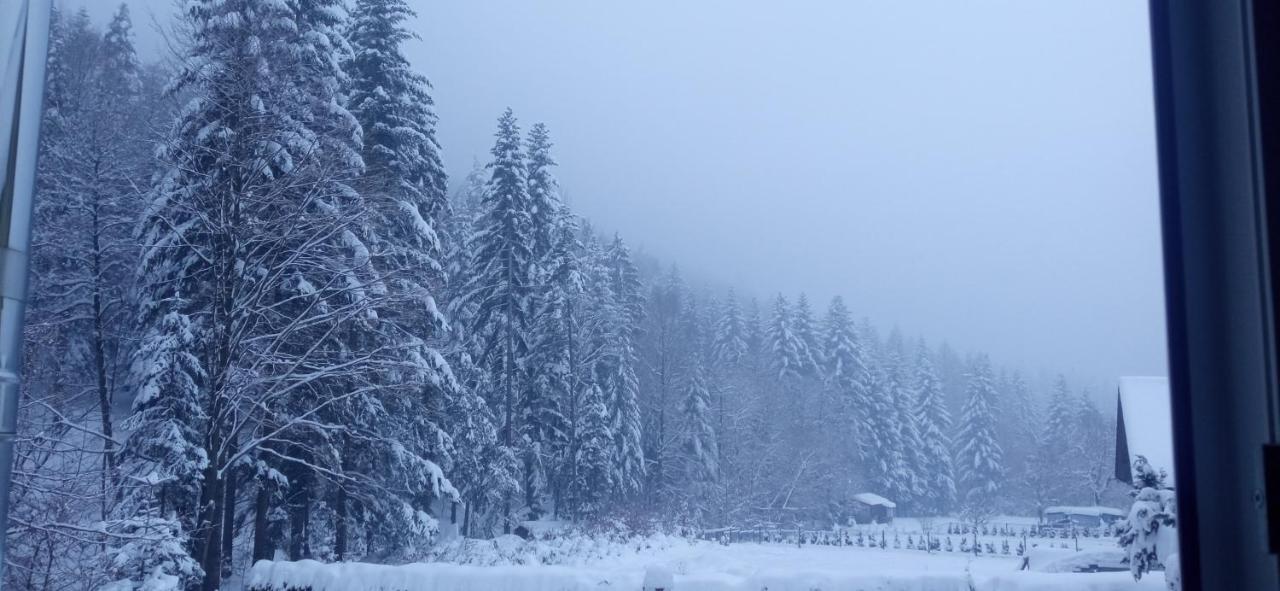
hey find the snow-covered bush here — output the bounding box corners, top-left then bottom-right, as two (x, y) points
(100, 498), (202, 590)
(1116, 456), (1179, 590)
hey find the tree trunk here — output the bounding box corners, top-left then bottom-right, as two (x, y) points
(334, 437), (351, 561)
(221, 469), (238, 577)
(252, 481), (274, 562)
(90, 198), (115, 519)
(334, 484), (348, 561)
(197, 460), (225, 591)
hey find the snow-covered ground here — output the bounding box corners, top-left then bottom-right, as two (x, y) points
(248, 534), (1164, 591)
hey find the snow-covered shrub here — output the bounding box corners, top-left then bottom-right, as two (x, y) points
(1116, 456), (1178, 590)
(101, 498), (202, 590)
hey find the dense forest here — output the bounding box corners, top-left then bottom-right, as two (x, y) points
(8, 2), (1123, 590)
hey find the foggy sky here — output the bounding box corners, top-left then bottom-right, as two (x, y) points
(73, 0), (1167, 395)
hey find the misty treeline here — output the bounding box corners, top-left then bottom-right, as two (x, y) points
(8, 1), (1122, 590)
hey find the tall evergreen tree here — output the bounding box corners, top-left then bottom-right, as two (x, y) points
(132, 0), (389, 585)
(465, 108), (536, 529)
(767, 295), (805, 381)
(341, 0), (459, 556)
(601, 237), (646, 495)
(913, 339), (956, 515)
(821, 297), (874, 458)
(712, 290), (748, 366)
(792, 293), (822, 377)
(956, 355), (1004, 514)
(680, 355), (719, 487)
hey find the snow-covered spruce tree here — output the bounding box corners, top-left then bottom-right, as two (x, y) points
(527, 211), (582, 518)
(1000, 371), (1040, 512)
(821, 296), (875, 472)
(712, 290), (748, 366)
(1036, 374), (1077, 505)
(332, 0), (462, 560)
(519, 122), (571, 518)
(792, 293), (823, 378)
(881, 333), (927, 512)
(643, 266), (687, 506)
(464, 108), (536, 531)
(767, 295), (805, 382)
(443, 351), (520, 537)
(103, 492), (202, 591)
(526, 123), (562, 263)
(601, 236), (646, 497)
(552, 228), (608, 520)
(707, 291), (746, 495)
(132, 0), (407, 584)
(860, 351), (905, 503)
(913, 339), (956, 516)
(955, 355), (1004, 518)
(440, 156), (522, 537)
(569, 383), (616, 519)
(679, 355), (719, 498)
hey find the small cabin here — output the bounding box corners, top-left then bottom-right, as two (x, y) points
(1042, 505), (1126, 528)
(850, 492), (896, 524)
(1114, 376), (1175, 485)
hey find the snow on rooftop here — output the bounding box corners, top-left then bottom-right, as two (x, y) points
(852, 492), (896, 508)
(1118, 376), (1176, 480)
(1043, 506), (1125, 517)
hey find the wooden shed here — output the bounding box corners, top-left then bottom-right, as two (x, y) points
(850, 492), (896, 524)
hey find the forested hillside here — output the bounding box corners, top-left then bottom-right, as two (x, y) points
(8, 3), (1123, 590)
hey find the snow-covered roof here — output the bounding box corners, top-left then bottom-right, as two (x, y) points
(851, 492), (896, 508)
(1117, 376), (1176, 481)
(1043, 505), (1125, 518)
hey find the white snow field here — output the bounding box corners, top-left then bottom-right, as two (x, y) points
(247, 534), (1163, 591)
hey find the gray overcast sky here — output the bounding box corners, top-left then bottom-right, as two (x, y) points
(76, 0), (1167, 393)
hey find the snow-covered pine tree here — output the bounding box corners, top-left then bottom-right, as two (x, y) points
(712, 290), (748, 366)
(681, 355), (719, 481)
(956, 355), (1004, 516)
(644, 266), (687, 505)
(569, 383), (615, 519)
(465, 108), (537, 530)
(767, 295), (805, 381)
(821, 296), (875, 468)
(103, 492), (202, 591)
(792, 293), (823, 378)
(601, 236), (646, 495)
(443, 350), (520, 537)
(338, 0), (463, 558)
(1039, 374), (1077, 501)
(526, 123), (563, 263)
(860, 345), (904, 502)
(527, 209), (582, 518)
(133, 0), (390, 582)
(518, 122), (574, 517)
(1044, 374), (1075, 453)
(913, 339), (956, 515)
(882, 333), (927, 512)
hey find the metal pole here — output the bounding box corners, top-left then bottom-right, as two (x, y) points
(0, 0), (52, 584)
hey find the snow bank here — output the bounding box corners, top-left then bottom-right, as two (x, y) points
(247, 559), (1165, 591)
(1026, 547), (1126, 573)
(247, 560), (616, 591)
(975, 572), (1165, 591)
